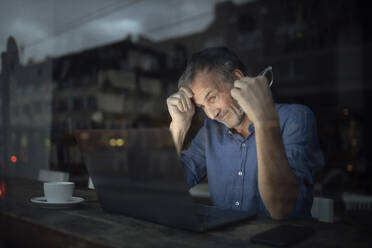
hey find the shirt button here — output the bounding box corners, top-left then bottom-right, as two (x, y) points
(238, 171), (243, 176)
(241, 143), (246, 147)
(235, 201), (240, 206)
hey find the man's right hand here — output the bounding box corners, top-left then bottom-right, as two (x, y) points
(166, 87), (195, 131)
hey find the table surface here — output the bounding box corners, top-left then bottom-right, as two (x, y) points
(0, 177), (371, 248)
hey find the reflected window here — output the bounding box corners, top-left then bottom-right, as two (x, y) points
(87, 96), (98, 110)
(34, 101), (42, 113)
(13, 105), (20, 116)
(45, 102), (52, 113)
(59, 79), (71, 89)
(73, 97), (84, 111)
(22, 105), (31, 115)
(238, 14), (257, 32)
(57, 100), (68, 112)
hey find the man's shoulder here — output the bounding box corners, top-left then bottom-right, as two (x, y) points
(275, 104), (316, 132)
(275, 103), (314, 117)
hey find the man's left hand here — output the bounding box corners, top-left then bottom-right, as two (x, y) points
(230, 75), (278, 125)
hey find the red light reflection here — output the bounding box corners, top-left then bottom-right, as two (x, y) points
(11, 155), (17, 163)
(0, 182), (5, 198)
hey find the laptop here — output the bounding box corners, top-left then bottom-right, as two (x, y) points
(74, 128), (255, 232)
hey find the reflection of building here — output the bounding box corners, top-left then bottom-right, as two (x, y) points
(50, 37), (170, 176)
(0, 36), (170, 181)
(52, 36), (168, 130)
(1, 37), (53, 174)
(9, 60), (54, 171)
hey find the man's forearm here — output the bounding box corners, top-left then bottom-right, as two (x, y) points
(169, 122), (190, 156)
(255, 120), (299, 219)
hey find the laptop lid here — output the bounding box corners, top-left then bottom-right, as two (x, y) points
(74, 128), (202, 230)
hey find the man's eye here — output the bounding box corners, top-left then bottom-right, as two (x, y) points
(208, 96), (216, 103)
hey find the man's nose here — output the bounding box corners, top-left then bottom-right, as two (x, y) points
(205, 106), (219, 120)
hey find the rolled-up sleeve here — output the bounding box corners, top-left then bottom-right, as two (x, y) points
(281, 104), (325, 219)
(180, 124), (207, 189)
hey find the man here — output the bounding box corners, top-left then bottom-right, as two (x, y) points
(166, 47), (324, 220)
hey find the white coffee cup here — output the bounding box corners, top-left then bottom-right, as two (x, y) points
(44, 182), (75, 203)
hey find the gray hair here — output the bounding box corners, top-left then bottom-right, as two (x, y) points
(178, 47), (247, 89)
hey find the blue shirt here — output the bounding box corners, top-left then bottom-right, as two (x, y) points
(181, 104), (324, 219)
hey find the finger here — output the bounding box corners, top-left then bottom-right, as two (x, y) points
(179, 91), (193, 110)
(176, 99), (185, 112)
(179, 87), (193, 98)
(233, 79), (248, 89)
(179, 93), (188, 112)
(230, 88), (242, 100)
(167, 96), (181, 106)
(184, 94), (193, 110)
(257, 75), (269, 86)
(167, 96), (184, 112)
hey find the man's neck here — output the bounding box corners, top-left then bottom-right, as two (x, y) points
(232, 115), (252, 139)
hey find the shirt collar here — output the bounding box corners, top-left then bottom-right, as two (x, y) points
(248, 122), (255, 133)
(223, 122), (255, 139)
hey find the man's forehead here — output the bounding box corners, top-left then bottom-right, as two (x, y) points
(190, 74), (217, 105)
(190, 70), (219, 101)
(191, 86), (213, 105)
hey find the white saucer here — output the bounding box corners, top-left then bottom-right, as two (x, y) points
(30, 196), (85, 209)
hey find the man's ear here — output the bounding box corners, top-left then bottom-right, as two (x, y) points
(232, 69), (244, 80)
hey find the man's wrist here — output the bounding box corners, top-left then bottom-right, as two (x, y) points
(169, 121), (190, 156)
(169, 121), (190, 135)
(254, 118), (280, 129)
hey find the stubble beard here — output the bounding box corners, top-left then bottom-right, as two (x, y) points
(221, 105), (245, 129)
(215, 82), (245, 128)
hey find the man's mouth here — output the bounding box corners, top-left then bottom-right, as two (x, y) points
(218, 111), (229, 121)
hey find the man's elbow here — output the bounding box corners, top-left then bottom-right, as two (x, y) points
(268, 203), (294, 220)
(266, 193), (298, 220)
(262, 181), (300, 219)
